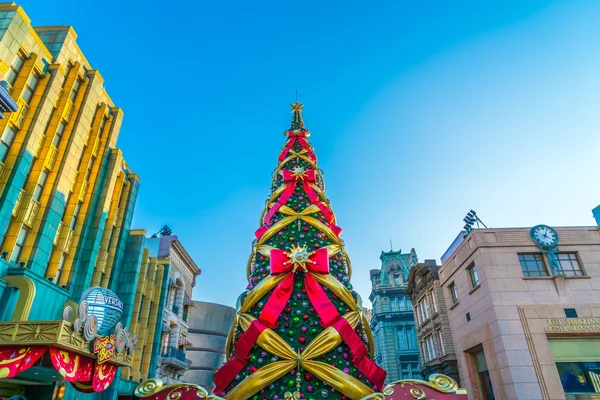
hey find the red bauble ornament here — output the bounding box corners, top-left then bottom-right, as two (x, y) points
(305, 373), (312, 381)
(299, 337), (306, 344)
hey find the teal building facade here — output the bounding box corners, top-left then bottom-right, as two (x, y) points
(369, 248), (421, 383)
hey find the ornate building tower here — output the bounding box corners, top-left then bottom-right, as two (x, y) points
(370, 248), (421, 382)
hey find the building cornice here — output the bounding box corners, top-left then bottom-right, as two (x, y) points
(171, 239), (201, 276)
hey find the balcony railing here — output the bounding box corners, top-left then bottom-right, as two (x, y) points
(23, 199), (40, 227)
(44, 145), (58, 170)
(162, 346), (190, 370)
(9, 98), (28, 128)
(61, 98), (74, 122)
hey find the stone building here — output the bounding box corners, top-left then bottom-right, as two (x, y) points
(146, 232), (201, 384)
(369, 248), (421, 382)
(406, 259), (459, 382)
(182, 301), (236, 388)
(439, 225), (600, 400)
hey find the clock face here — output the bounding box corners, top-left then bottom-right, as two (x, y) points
(530, 225), (559, 248)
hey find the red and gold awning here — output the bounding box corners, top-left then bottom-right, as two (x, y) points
(0, 345), (118, 393)
(0, 346), (46, 379)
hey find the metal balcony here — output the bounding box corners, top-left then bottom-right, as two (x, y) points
(161, 346), (190, 370)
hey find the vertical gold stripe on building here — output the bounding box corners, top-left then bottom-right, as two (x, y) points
(125, 247), (150, 381)
(50, 72), (93, 285)
(0, 54), (43, 259)
(99, 174), (131, 288)
(58, 102), (109, 286)
(131, 257), (157, 380)
(90, 169), (124, 286)
(141, 262), (164, 380)
(40, 64), (83, 279)
(18, 70), (61, 263)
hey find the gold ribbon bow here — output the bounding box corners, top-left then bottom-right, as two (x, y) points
(223, 312), (374, 400)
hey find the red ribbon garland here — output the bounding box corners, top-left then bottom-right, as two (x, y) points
(258, 248), (338, 328)
(331, 318), (387, 390)
(254, 169), (341, 240)
(212, 320), (267, 395)
(279, 131), (316, 162)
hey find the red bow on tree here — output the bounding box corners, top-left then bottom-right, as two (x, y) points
(258, 246), (339, 329)
(279, 130), (316, 162)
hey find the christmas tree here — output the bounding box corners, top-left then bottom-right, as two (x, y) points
(213, 103), (386, 400)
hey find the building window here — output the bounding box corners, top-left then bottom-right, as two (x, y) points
(425, 335), (436, 361)
(397, 328), (406, 350)
(472, 350), (496, 400)
(556, 253), (584, 276)
(52, 121), (67, 147)
(32, 170), (49, 201)
(70, 78), (81, 101)
(0, 126), (17, 162)
(423, 296), (430, 319)
(5, 54), (25, 87)
(518, 253), (549, 277)
(449, 282), (459, 304)
(407, 298), (413, 311)
(21, 73), (40, 104)
(550, 338), (600, 394)
(468, 263), (480, 286)
(390, 297), (397, 312)
(70, 202), (82, 230)
(54, 253), (67, 282)
(437, 329), (445, 356)
(430, 291), (438, 312)
(10, 226), (28, 263)
(394, 274), (401, 285)
(398, 296), (406, 311)
(406, 327), (416, 350)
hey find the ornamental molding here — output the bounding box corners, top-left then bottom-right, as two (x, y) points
(0, 320), (132, 367)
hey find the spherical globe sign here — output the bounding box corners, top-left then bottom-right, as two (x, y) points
(80, 287), (124, 336)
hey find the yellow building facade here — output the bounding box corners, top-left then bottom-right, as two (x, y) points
(0, 3), (172, 400)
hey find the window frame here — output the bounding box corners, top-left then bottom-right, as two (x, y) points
(555, 252), (584, 277)
(5, 53), (26, 88)
(10, 225), (29, 263)
(449, 282), (459, 304)
(0, 126), (18, 162)
(437, 329), (445, 356)
(468, 263), (480, 287)
(21, 72), (40, 104)
(518, 253), (549, 277)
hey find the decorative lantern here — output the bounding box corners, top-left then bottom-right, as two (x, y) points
(80, 287), (123, 336)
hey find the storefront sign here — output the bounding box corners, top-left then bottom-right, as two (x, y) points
(545, 318), (600, 333)
(93, 335), (116, 364)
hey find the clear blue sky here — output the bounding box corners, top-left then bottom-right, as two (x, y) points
(21, 0), (600, 307)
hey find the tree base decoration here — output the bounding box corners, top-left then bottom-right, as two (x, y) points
(135, 374), (467, 399)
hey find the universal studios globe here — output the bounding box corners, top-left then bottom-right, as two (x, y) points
(80, 287), (124, 336)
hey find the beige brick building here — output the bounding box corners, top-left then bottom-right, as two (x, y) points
(439, 226), (600, 400)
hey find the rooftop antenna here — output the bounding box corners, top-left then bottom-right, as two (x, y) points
(390, 238), (393, 251)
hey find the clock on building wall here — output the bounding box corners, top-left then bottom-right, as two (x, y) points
(530, 224), (559, 249)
